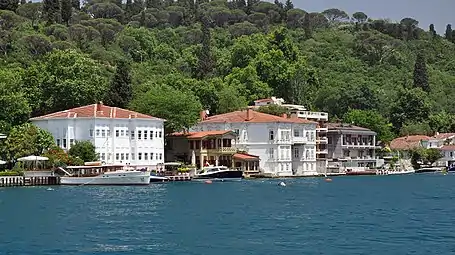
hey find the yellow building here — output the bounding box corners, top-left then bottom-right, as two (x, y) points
(166, 130), (260, 171)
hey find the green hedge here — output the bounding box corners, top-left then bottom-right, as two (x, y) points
(0, 171), (23, 176)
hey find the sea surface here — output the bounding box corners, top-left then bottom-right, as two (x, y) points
(1, 173), (455, 255)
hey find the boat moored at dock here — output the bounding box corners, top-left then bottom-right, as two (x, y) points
(193, 166), (243, 181)
(58, 164), (151, 185)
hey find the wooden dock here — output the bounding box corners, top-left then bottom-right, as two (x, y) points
(0, 176), (60, 187)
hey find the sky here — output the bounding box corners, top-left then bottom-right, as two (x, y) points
(294, 0), (454, 34)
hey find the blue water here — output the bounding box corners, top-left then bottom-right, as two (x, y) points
(1, 174), (455, 254)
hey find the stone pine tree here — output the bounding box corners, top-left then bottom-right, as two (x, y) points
(445, 24), (452, 42)
(43, 0), (61, 25)
(196, 16), (214, 79)
(61, 0), (72, 25)
(0, 0), (19, 11)
(429, 24), (436, 38)
(413, 53), (430, 93)
(284, 0), (293, 11)
(105, 59), (133, 109)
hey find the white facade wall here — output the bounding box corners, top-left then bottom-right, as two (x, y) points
(31, 118), (165, 167)
(191, 121), (317, 176)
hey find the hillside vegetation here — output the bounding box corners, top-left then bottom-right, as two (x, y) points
(1, 0), (455, 143)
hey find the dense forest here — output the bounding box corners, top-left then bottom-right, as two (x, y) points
(1, 0), (455, 145)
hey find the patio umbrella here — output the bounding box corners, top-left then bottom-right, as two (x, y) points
(17, 155), (49, 170)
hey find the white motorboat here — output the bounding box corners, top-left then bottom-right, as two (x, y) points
(59, 165), (151, 185)
(193, 166), (243, 181)
(387, 169), (415, 175)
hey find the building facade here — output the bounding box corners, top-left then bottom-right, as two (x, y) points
(252, 97), (329, 172)
(166, 130), (261, 172)
(186, 109), (318, 176)
(327, 123), (378, 169)
(30, 103), (165, 168)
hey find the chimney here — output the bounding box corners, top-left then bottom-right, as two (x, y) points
(246, 108), (253, 121)
(200, 110), (207, 121)
(281, 113), (288, 119)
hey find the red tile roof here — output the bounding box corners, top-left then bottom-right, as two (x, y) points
(169, 130), (236, 139)
(389, 135), (430, 150)
(441, 145), (455, 151)
(433, 133), (455, 140)
(254, 98), (274, 103)
(233, 153), (259, 160)
(30, 103), (163, 121)
(200, 109), (317, 124)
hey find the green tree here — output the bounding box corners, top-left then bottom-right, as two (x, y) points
(216, 86), (247, 114)
(1, 123), (55, 161)
(390, 88), (431, 131)
(0, 0), (19, 11)
(105, 59), (132, 109)
(24, 49), (109, 116)
(413, 53), (430, 93)
(425, 148), (443, 165)
(343, 109), (394, 143)
(445, 24), (452, 42)
(352, 11), (367, 23)
(0, 69), (31, 132)
(43, 0), (60, 25)
(61, 0), (72, 25)
(130, 84), (202, 132)
(196, 16), (214, 79)
(68, 140), (98, 162)
(429, 24), (436, 38)
(257, 104), (289, 117)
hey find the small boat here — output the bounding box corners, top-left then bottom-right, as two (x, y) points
(415, 167), (443, 174)
(345, 169), (377, 176)
(387, 169), (415, 175)
(149, 173), (169, 183)
(193, 166), (243, 181)
(59, 165), (151, 185)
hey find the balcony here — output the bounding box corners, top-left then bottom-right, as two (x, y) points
(316, 127), (328, 132)
(295, 111), (328, 121)
(342, 156), (377, 161)
(342, 142), (375, 148)
(316, 149), (328, 154)
(293, 136), (308, 144)
(316, 137), (328, 144)
(205, 147), (238, 154)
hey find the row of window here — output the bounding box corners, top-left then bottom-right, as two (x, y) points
(269, 130), (315, 141)
(293, 147), (316, 160)
(267, 147), (316, 161)
(100, 152), (163, 161)
(90, 129), (163, 139)
(276, 163), (315, 172)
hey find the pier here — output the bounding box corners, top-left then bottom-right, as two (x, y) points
(0, 176), (60, 187)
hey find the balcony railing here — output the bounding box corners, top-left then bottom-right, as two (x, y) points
(316, 149), (328, 154)
(205, 147), (238, 154)
(342, 142), (375, 147)
(316, 138), (328, 143)
(295, 111), (329, 120)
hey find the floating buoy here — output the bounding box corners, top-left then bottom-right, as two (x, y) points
(205, 180), (212, 184)
(278, 181), (286, 187)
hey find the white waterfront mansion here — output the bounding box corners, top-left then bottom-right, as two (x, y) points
(30, 102), (165, 167)
(191, 108), (318, 176)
